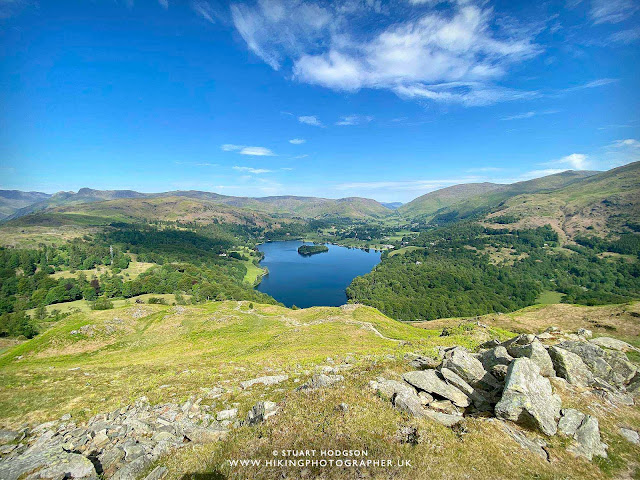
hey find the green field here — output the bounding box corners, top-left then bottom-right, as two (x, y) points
(535, 290), (564, 304)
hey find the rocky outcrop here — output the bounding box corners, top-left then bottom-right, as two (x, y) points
(0, 395), (280, 480)
(548, 346), (593, 387)
(402, 370), (470, 407)
(495, 358), (561, 436)
(557, 409), (607, 460)
(441, 347), (500, 390)
(506, 339), (555, 377)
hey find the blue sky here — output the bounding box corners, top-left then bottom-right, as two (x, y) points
(0, 0), (639, 202)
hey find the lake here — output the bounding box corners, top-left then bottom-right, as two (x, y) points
(256, 240), (381, 308)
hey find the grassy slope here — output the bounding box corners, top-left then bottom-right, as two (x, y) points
(485, 161), (640, 238)
(1, 301), (639, 479)
(399, 170), (598, 221)
(398, 182), (501, 219)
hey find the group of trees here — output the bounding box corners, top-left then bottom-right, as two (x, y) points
(348, 223), (640, 320)
(0, 224), (277, 338)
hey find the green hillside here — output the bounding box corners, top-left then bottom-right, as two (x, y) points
(485, 161), (640, 238)
(400, 170), (598, 222)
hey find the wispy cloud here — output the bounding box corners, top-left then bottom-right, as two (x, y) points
(335, 115), (373, 126)
(501, 109), (559, 121)
(158, 0), (169, 9)
(221, 144), (276, 156)
(609, 138), (640, 149)
(289, 138), (306, 144)
(298, 115), (323, 127)
(174, 161), (218, 167)
(192, 0), (221, 24)
(589, 0), (637, 24)
(233, 166), (273, 174)
(466, 166), (504, 173)
(294, 154), (309, 159)
(610, 27), (640, 44)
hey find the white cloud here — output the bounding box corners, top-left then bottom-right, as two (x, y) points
(233, 166), (273, 174)
(294, 154), (309, 159)
(239, 146), (276, 156)
(298, 115), (323, 127)
(335, 114), (373, 126)
(544, 153), (590, 170)
(231, 1), (542, 107)
(158, 0), (168, 9)
(466, 166), (504, 172)
(590, 0), (637, 24)
(281, 167), (294, 170)
(289, 138), (306, 144)
(221, 144), (276, 156)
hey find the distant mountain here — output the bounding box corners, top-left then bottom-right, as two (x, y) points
(381, 202), (403, 210)
(399, 170), (599, 222)
(6, 188), (147, 220)
(485, 161), (640, 238)
(3, 187), (393, 222)
(0, 190), (51, 220)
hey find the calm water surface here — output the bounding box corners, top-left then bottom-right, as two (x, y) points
(256, 240), (381, 308)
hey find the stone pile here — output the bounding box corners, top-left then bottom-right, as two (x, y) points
(371, 332), (639, 461)
(0, 395), (278, 480)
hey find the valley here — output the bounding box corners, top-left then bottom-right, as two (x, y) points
(0, 162), (639, 479)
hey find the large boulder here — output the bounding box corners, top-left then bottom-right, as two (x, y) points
(507, 339), (555, 378)
(557, 341), (636, 387)
(570, 416), (608, 460)
(479, 346), (513, 370)
(441, 347), (500, 390)
(495, 358), (561, 436)
(589, 337), (639, 352)
(440, 368), (494, 410)
(369, 377), (417, 400)
(548, 346), (593, 387)
(393, 392), (426, 417)
(403, 370), (470, 408)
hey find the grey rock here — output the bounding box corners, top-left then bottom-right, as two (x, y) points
(558, 409), (586, 437)
(300, 374), (343, 390)
(569, 416), (608, 460)
(491, 364), (509, 381)
(36, 452), (96, 479)
(404, 353), (440, 370)
(577, 328), (592, 338)
(98, 447), (126, 477)
(402, 370), (470, 408)
(423, 410), (464, 427)
(369, 378), (417, 400)
(620, 428), (639, 445)
(479, 346), (513, 370)
(111, 455), (151, 480)
(548, 346), (593, 387)
(216, 409), (237, 421)
(417, 391), (434, 405)
(590, 337), (639, 352)
(393, 393), (426, 417)
(557, 341), (636, 387)
(143, 466), (168, 480)
(495, 358), (562, 436)
(184, 426), (228, 443)
(429, 400), (459, 415)
(246, 401), (279, 425)
(440, 367), (493, 409)
(0, 430), (19, 445)
(240, 375), (288, 389)
(628, 372), (640, 396)
(442, 347), (500, 390)
(507, 339), (555, 377)
(494, 419), (549, 460)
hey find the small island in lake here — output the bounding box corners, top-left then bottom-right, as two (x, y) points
(298, 244), (329, 256)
